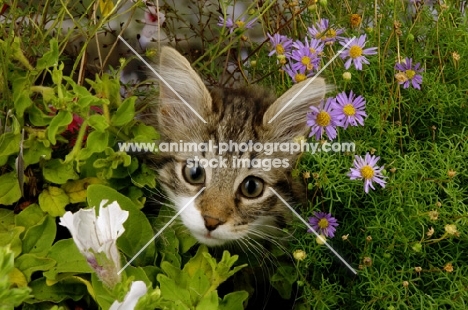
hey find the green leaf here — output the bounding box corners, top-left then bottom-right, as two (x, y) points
(43, 159), (79, 184)
(0, 226), (24, 258)
(47, 111), (73, 145)
(36, 39), (59, 70)
(61, 177), (104, 204)
(15, 204), (45, 229)
(0, 133), (21, 156)
(157, 274), (192, 305)
(38, 186), (70, 217)
(131, 163), (157, 188)
(270, 265), (297, 299)
(21, 215), (56, 257)
(43, 239), (93, 281)
(111, 96), (135, 126)
(195, 291), (218, 310)
(0, 172), (22, 205)
(219, 291), (249, 310)
(23, 137), (52, 165)
(27, 277), (87, 303)
(14, 254), (56, 282)
(189, 269), (210, 304)
(183, 245), (213, 279)
(13, 91), (32, 119)
(78, 131), (109, 160)
(132, 123), (159, 142)
(87, 114), (109, 132)
(87, 184), (155, 265)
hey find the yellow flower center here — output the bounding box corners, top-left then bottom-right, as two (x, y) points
(316, 111), (331, 127)
(275, 44), (285, 55)
(343, 104), (356, 116)
(360, 165), (375, 179)
(301, 56), (311, 65)
(405, 69), (416, 79)
(326, 29), (337, 39)
(349, 45), (363, 58)
(318, 218), (329, 229)
(235, 20), (245, 28)
(295, 73), (307, 82)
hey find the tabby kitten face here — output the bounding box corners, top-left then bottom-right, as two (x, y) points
(153, 47), (327, 246)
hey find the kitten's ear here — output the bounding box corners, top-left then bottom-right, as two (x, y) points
(263, 77), (330, 141)
(157, 46), (211, 131)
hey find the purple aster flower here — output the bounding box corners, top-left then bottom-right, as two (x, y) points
(283, 64), (314, 83)
(290, 45), (321, 72)
(217, 16), (257, 34)
(340, 35), (377, 70)
(394, 57), (423, 89)
(307, 97), (340, 140)
(292, 37), (325, 55)
(348, 153), (386, 193)
(308, 18), (345, 45)
(308, 212), (339, 238)
(333, 90), (367, 129)
(267, 33), (293, 56)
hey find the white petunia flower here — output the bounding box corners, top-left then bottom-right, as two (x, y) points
(59, 200), (129, 288)
(110, 281), (148, 310)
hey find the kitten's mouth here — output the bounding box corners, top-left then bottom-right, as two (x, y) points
(192, 231), (227, 246)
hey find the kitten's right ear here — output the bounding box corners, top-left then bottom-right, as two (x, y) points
(157, 47), (211, 133)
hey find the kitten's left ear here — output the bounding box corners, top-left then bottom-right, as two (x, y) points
(157, 46), (212, 134)
(263, 77), (330, 141)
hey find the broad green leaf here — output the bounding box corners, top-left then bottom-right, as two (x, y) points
(0, 172), (22, 205)
(0, 209), (15, 230)
(157, 274), (191, 305)
(132, 123), (160, 142)
(131, 163), (157, 188)
(43, 239), (93, 281)
(9, 267), (29, 288)
(87, 114), (109, 132)
(270, 265), (297, 300)
(195, 290), (218, 310)
(219, 291), (249, 310)
(15, 204), (45, 229)
(111, 96), (135, 126)
(27, 277), (87, 303)
(21, 215), (56, 257)
(78, 131), (109, 160)
(0, 226), (24, 258)
(174, 224), (197, 254)
(15, 254), (55, 282)
(87, 184), (155, 265)
(183, 245), (213, 279)
(23, 137), (52, 165)
(36, 39), (59, 70)
(38, 187), (70, 217)
(189, 269), (210, 304)
(13, 92), (32, 119)
(61, 177), (104, 203)
(43, 159), (79, 184)
(47, 111), (73, 145)
(0, 132), (21, 156)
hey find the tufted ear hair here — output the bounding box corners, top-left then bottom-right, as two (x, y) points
(157, 46), (211, 136)
(262, 77), (332, 141)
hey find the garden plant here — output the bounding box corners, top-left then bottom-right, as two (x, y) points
(0, 0), (467, 309)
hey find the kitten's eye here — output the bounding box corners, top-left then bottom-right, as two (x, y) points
(183, 165), (206, 184)
(240, 176), (264, 198)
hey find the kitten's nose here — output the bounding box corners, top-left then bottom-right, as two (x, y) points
(203, 216), (225, 231)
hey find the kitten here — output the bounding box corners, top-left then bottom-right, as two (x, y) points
(151, 46), (327, 247)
